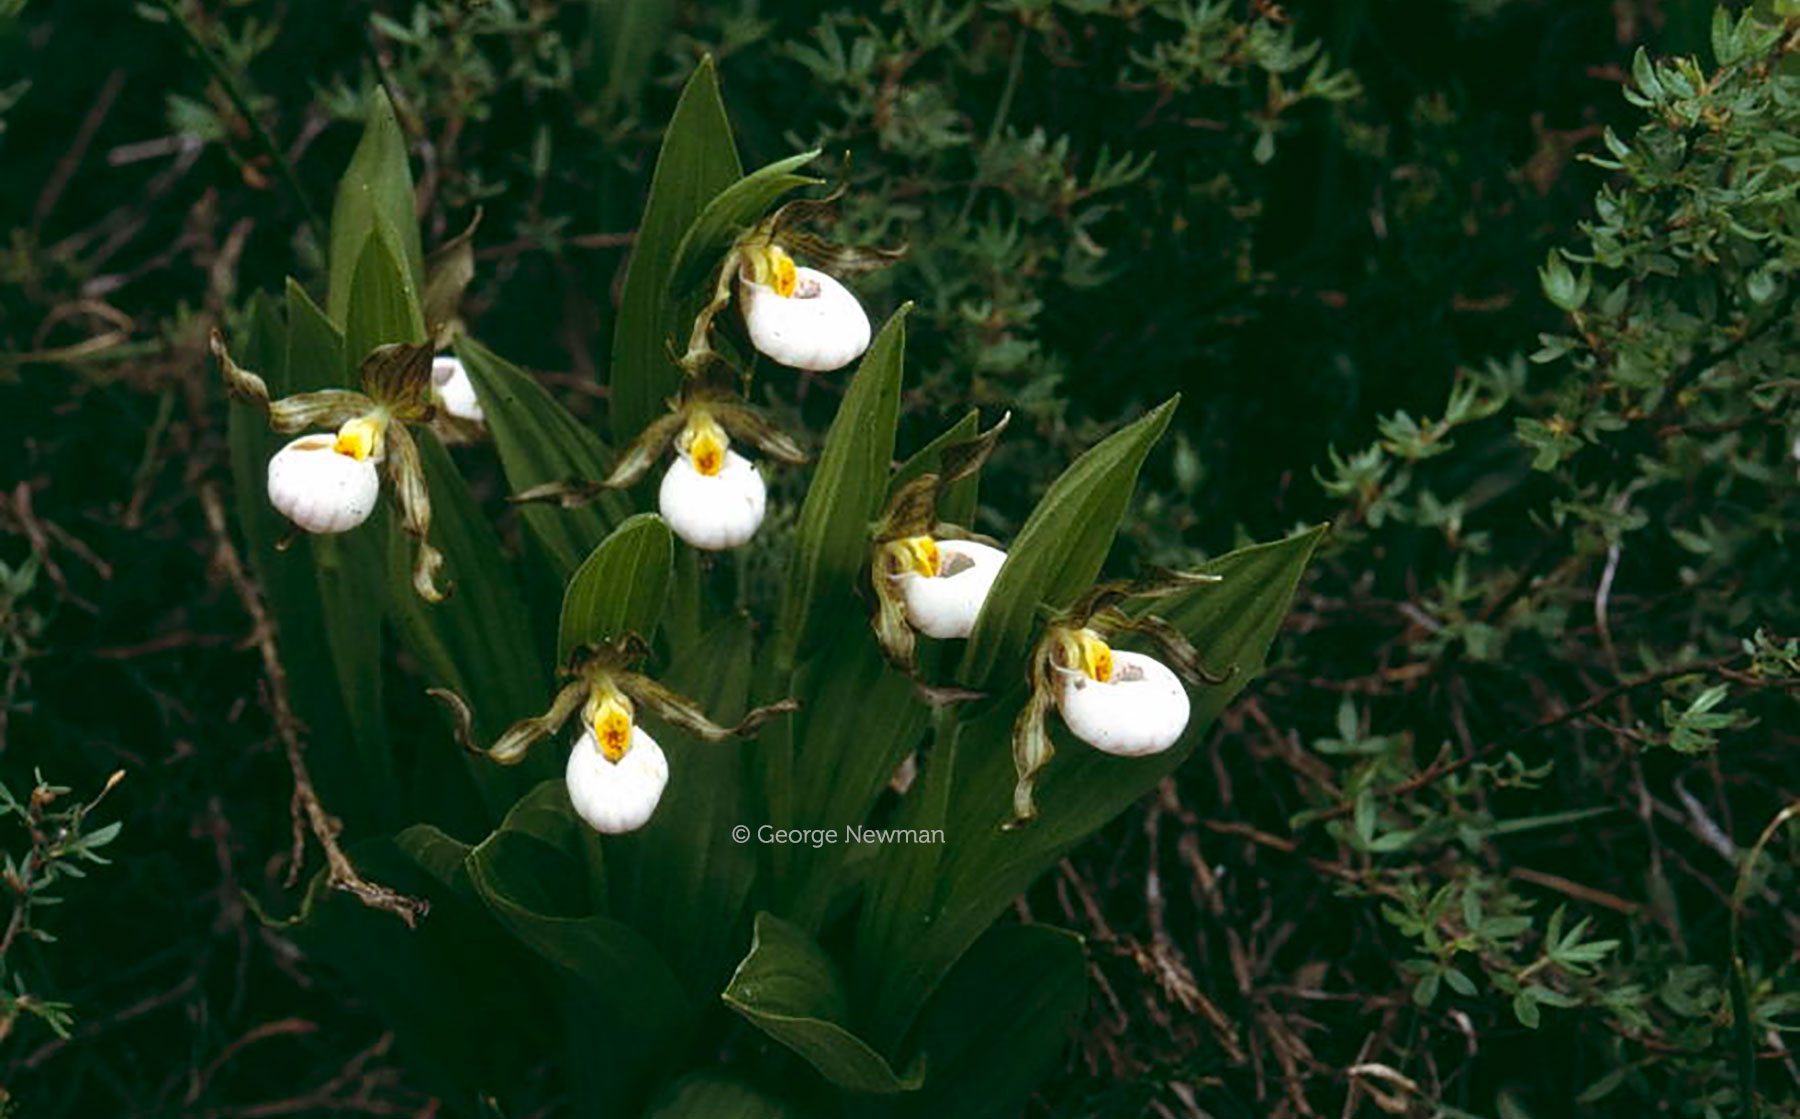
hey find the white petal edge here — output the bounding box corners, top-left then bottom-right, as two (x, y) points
(566, 725), (669, 834)
(431, 355), (485, 424)
(1054, 650), (1191, 757)
(740, 267), (872, 372)
(898, 540), (1008, 639)
(658, 450), (767, 550)
(266, 435), (382, 534)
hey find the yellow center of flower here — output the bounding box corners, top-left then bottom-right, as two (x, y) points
(681, 413), (729, 478)
(334, 415), (384, 462)
(748, 244), (798, 298)
(896, 535), (941, 577)
(586, 689), (634, 763)
(1075, 629), (1114, 683)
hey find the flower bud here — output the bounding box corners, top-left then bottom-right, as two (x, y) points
(266, 434), (382, 534)
(739, 252), (872, 372)
(431, 355), (485, 424)
(1054, 647), (1191, 757)
(566, 724), (669, 834)
(897, 539), (1007, 639)
(659, 448), (768, 550)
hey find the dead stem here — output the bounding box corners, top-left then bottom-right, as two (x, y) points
(199, 484), (427, 929)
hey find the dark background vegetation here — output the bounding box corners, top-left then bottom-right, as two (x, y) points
(4, 0), (1797, 1116)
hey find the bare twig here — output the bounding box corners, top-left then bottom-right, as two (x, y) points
(200, 484), (426, 928)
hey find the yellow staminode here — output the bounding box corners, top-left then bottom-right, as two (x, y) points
(682, 413), (729, 478)
(896, 535), (941, 577)
(587, 689), (635, 763)
(748, 244), (798, 299)
(1074, 629), (1114, 683)
(334, 415), (385, 462)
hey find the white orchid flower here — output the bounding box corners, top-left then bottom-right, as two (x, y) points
(564, 686), (668, 834)
(1051, 629), (1191, 757)
(430, 355), (485, 424)
(738, 244), (872, 372)
(658, 411), (768, 550)
(1007, 570), (1231, 827)
(892, 536), (1008, 639)
(266, 421), (384, 534)
(432, 635), (798, 837)
(215, 332), (450, 600)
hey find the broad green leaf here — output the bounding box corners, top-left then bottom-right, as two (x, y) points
(644, 1071), (802, 1119)
(455, 336), (627, 576)
(558, 512), (673, 662)
(328, 87), (424, 326)
(384, 433), (551, 820)
(610, 56), (742, 446)
(895, 924), (1087, 1119)
(608, 617), (759, 996)
(864, 526), (1325, 1041)
(724, 912), (924, 1095)
(344, 227), (426, 372)
(467, 819), (693, 1074)
(665, 151), (822, 297)
(775, 308), (910, 669)
(283, 278), (346, 391)
(785, 623), (929, 927)
(957, 397), (1178, 688)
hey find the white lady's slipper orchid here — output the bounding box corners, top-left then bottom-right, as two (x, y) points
(265, 424), (384, 534)
(1052, 629), (1191, 757)
(894, 536), (1007, 639)
(739, 244), (872, 372)
(658, 412), (767, 550)
(430, 355), (485, 424)
(564, 688), (667, 834)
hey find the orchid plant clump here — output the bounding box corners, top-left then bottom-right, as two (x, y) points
(215, 65), (1321, 1117)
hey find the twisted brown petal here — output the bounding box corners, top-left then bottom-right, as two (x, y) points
(604, 411), (690, 489)
(429, 679), (590, 765)
(713, 403), (809, 465)
(618, 672), (798, 743)
(384, 423), (449, 603)
(267, 390), (378, 434)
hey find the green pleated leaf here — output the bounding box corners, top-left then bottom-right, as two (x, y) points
(724, 912), (924, 1095)
(957, 397), (1178, 689)
(897, 924), (1087, 1119)
(644, 1070), (802, 1119)
(607, 616), (759, 997)
(864, 526), (1324, 1042)
(610, 56), (743, 446)
(558, 512), (673, 662)
(455, 336), (627, 576)
(328, 87), (424, 327)
(384, 434), (551, 821)
(466, 801), (693, 1072)
(284, 278), (346, 391)
(665, 151), (822, 298)
(344, 227), (426, 371)
(775, 308), (910, 669)
(785, 622), (928, 926)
